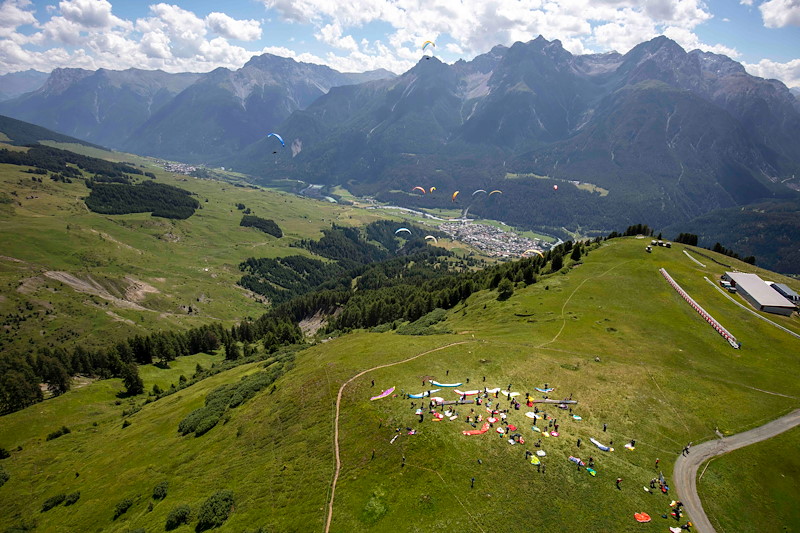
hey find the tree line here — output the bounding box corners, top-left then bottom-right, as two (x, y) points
(0, 145), (145, 180)
(240, 215), (282, 238)
(0, 310), (302, 414)
(85, 181), (200, 219)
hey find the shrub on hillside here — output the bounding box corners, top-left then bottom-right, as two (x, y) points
(240, 215), (282, 238)
(396, 308), (450, 336)
(152, 480), (169, 500)
(165, 504), (191, 530)
(196, 490), (235, 531)
(0, 447), (10, 459)
(113, 497), (133, 519)
(45, 426), (71, 441)
(0, 465), (9, 488)
(64, 491), (81, 506)
(41, 494), (66, 512)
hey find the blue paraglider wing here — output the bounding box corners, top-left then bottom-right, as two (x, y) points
(267, 133), (285, 147)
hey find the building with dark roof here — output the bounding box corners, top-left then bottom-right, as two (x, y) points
(770, 283), (799, 304)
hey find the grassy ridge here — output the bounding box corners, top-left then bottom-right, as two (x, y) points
(1, 238), (798, 531)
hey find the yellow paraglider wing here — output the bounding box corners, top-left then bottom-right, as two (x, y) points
(452, 191), (460, 202)
(523, 249), (544, 258)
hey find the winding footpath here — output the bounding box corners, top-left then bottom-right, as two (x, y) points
(673, 408), (800, 533)
(324, 341), (471, 533)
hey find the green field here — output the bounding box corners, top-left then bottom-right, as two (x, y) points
(505, 172), (609, 196)
(0, 154), (385, 355)
(697, 425), (800, 533)
(2, 237), (798, 532)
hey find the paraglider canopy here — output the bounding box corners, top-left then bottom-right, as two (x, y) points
(488, 190), (502, 196)
(425, 235), (438, 243)
(429, 186), (436, 193)
(395, 227), (412, 235)
(267, 133), (285, 147)
(523, 249), (544, 258)
(412, 186), (426, 194)
(553, 184), (558, 191)
(472, 189), (487, 196)
(452, 191), (460, 202)
(422, 40), (436, 59)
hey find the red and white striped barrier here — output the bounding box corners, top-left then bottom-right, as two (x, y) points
(660, 268), (740, 349)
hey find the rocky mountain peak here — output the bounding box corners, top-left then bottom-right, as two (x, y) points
(40, 68), (93, 96)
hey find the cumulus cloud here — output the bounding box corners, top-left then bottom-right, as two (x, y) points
(0, 0), (36, 32)
(0, 0), (798, 91)
(744, 57), (800, 87)
(759, 0), (800, 28)
(58, 0), (129, 29)
(206, 12), (262, 41)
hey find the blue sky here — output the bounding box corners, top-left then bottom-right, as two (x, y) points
(1, 0), (798, 86)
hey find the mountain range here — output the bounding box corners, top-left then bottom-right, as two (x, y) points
(0, 57), (393, 160)
(1, 36), (799, 272)
(243, 36), (799, 230)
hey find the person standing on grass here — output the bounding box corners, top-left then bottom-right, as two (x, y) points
(655, 458), (660, 469)
(577, 438), (581, 448)
(603, 423), (607, 432)
(471, 477), (475, 488)
(616, 477), (622, 490)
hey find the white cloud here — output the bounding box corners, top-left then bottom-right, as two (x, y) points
(0, 0), (36, 32)
(0, 0), (798, 91)
(759, 0), (800, 28)
(740, 0), (753, 5)
(206, 12), (262, 41)
(316, 22), (358, 52)
(744, 57), (800, 87)
(140, 30), (170, 59)
(58, 0), (129, 30)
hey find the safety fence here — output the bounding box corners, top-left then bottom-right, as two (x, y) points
(660, 268), (740, 349)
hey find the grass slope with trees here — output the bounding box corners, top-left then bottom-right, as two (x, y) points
(1, 236), (798, 532)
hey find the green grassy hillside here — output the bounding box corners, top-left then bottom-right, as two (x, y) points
(1, 237), (798, 532)
(0, 149), (385, 356)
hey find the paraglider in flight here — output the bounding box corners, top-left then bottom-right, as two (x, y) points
(429, 186), (436, 193)
(267, 133), (285, 161)
(488, 190), (502, 196)
(267, 133), (285, 147)
(425, 235), (438, 243)
(412, 186), (426, 194)
(395, 227), (412, 235)
(472, 189), (487, 196)
(422, 40), (436, 60)
(452, 191), (460, 202)
(523, 249), (545, 258)
(553, 184), (558, 191)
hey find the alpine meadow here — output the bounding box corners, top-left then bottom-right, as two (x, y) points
(1, 1), (800, 532)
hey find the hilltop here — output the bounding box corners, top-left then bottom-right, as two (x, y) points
(1, 236), (798, 532)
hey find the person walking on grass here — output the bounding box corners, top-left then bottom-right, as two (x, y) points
(655, 458), (660, 469)
(616, 477), (622, 490)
